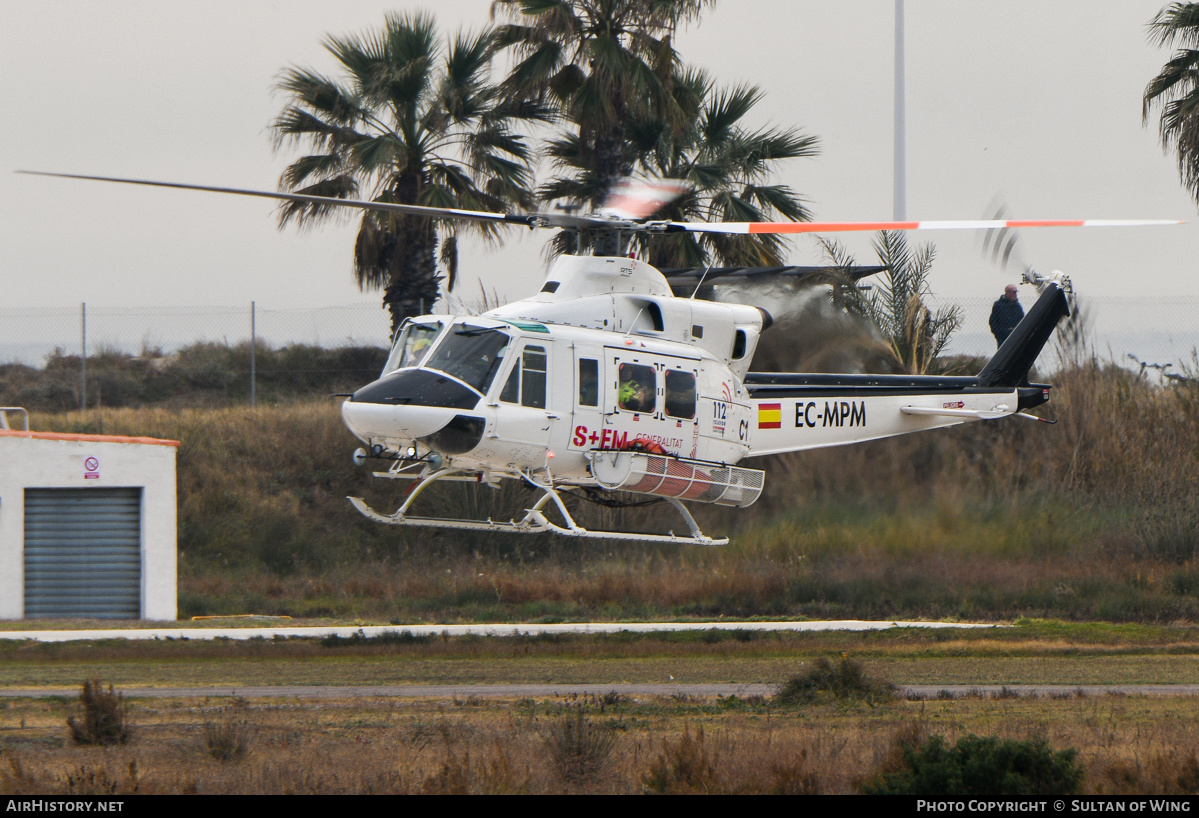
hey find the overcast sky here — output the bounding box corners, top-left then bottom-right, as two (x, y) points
(2, 0), (1194, 312)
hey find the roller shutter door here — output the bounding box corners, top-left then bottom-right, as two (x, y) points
(23, 488), (142, 619)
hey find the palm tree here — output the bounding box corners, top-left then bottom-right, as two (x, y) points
(1144, 2), (1199, 207)
(820, 232), (962, 375)
(492, 0), (710, 209)
(493, 2), (815, 263)
(624, 67), (819, 267)
(271, 12), (545, 334)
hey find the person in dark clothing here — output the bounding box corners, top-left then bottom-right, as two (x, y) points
(989, 284), (1024, 347)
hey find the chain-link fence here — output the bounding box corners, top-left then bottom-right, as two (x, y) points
(0, 303), (392, 366)
(3, 295), (1197, 373)
(934, 295), (1199, 374)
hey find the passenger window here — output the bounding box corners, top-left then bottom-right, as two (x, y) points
(618, 363), (656, 414)
(578, 358), (599, 407)
(521, 346), (547, 409)
(499, 346), (549, 407)
(664, 371), (697, 419)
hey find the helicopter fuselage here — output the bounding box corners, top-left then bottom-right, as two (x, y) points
(340, 254), (1048, 508)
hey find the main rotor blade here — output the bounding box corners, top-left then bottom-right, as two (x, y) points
(667, 218), (1186, 234)
(16, 170), (555, 227)
(21, 171), (1183, 238)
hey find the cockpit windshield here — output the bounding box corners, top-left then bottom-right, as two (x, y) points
(383, 321), (444, 375)
(423, 324), (511, 394)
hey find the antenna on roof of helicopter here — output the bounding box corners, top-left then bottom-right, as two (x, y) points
(689, 260), (715, 300)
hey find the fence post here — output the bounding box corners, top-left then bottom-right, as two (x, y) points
(80, 302), (87, 411)
(250, 301), (256, 408)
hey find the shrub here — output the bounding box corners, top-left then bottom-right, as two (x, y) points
(1092, 749), (1199, 795)
(774, 656), (894, 706)
(66, 679), (130, 746)
(203, 713), (251, 761)
(422, 741), (529, 795)
(865, 734), (1084, 795)
(321, 629), (431, 648)
(642, 725), (718, 794)
(544, 706), (617, 784)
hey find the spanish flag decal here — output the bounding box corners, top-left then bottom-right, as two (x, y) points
(758, 403), (782, 429)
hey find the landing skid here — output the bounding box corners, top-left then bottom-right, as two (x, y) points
(347, 468), (727, 546)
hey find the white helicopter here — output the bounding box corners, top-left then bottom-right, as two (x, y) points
(19, 171), (1184, 545)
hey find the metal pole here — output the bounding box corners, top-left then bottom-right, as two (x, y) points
(250, 301), (256, 408)
(80, 302), (87, 411)
(893, 0), (906, 221)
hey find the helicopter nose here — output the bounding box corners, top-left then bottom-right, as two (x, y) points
(341, 402), (486, 456)
(341, 400), (459, 441)
(343, 369), (488, 455)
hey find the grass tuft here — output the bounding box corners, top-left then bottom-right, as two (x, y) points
(642, 725), (719, 794)
(66, 679), (130, 746)
(774, 656), (894, 706)
(203, 712), (251, 762)
(543, 706), (618, 785)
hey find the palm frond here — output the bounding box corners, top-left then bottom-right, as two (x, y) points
(275, 175), (359, 229)
(348, 134), (406, 174)
(1144, 5), (1199, 208)
(274, 70), (363, 125)
(702, 83), (763, 142)
(278, 153), (345, 189)
(1148, 2), (1199, 48)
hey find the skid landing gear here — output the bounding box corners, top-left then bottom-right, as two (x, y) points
(347, 468), (727, 546)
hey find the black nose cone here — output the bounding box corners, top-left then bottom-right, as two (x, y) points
(351, 369), (481, 409)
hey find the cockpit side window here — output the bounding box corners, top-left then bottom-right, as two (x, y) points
(424, 325), (511, 394)
(383, 321), (443, 375)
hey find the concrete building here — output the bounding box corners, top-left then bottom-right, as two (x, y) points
(0, 428), (179, 620)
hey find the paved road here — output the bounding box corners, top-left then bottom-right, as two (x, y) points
(0, 620), (997, 643)
(12, 621), (1187, 701)
(2, 684), (1198, 699)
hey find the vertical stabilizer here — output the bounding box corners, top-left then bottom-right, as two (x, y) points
(976, 283), (1070, 387)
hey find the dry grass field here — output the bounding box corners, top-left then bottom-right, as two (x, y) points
(2, 626), (1199, 794)
(4, 686), (1199, 794)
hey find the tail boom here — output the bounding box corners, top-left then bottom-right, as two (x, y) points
(743, 382), (1027, 457)
(741, 284), (1066, 458)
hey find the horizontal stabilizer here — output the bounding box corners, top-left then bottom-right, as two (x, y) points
(900, 405), (1010, 420)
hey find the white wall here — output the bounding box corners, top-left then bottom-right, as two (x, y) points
(0, 432), (178, 620)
